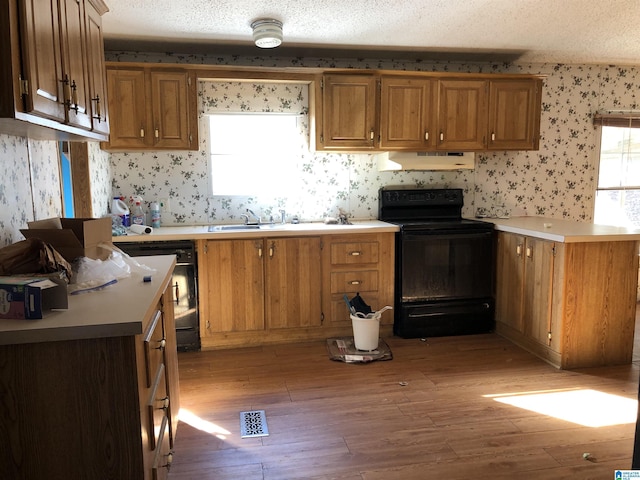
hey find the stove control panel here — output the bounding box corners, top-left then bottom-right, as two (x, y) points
(379, 188), (463, 207)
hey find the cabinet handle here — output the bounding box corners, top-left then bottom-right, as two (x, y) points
(70, 80), (78, 113)
(425, 131), (429, 141)
(491, 132), (496, 142)
(155, 128), (159, 138)
(526, 246), (533, 259)
(257, 246), (263, 258)
(156, 338), (166, 350)
(369, 129), (374, 144)
(516, 244), (523, 256)
(160, 396), (170, 410)
(140, 128), (145, 138)
(349, 280), (362, 285)
(173, 281), (180, 305)
(439, 132), (444, 142)
(269, 242), (275, 258)
(91, 95), (102, 122)
(349, 251), (362, 256)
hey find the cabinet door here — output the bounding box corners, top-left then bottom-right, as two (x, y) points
(19, 0), (66, 121)
(321, 74), (377, 149)
(150, 70), (195, 149)
(203, 239), (265, 333)
(266, 237), (322, 329)
(495, 232), (525, 333)
(106, 68), (148, 149)
(379, 76), (435, 150)
(437, 79), (487, 150)
(488, 79), (541, 150)
(84, 0), (109, 134)
(59, 0), (91, 129)
(523, 237), (555, 347)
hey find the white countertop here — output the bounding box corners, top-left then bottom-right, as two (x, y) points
(0, 256), (176, 346)
(482, 216), (640, 243)
(113, 220), (399, 242)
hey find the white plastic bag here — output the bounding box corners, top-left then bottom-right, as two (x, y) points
(69, 245), (156, 295)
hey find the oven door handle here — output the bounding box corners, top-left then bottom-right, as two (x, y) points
(403, 231), (493, 241)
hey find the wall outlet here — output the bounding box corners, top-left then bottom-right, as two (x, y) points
(160, 198), (171, 214)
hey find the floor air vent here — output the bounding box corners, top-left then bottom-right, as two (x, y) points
(240, 410), (269, 438)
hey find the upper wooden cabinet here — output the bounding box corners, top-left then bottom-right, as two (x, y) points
(317, 71), (543, 152)
(436, 78), (488, 150)
(379, 76), (435, 150)
(104, 66), (198, 151)
(487, 79), (542, 150)
(320, 73), (378, 150)
(0, 0), (109, 141)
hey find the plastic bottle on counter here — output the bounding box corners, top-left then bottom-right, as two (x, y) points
(131, 201), (146, 225)
(112, 196), (130, 227)
(149, 201), (161, 228)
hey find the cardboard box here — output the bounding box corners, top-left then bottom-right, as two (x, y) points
(0, 276), (68, 319)
(21, 217), (113, 262)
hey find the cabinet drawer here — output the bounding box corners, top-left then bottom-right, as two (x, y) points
(144, 309), (166, 387)
(147, 363), (169, 451)
(152, 415), (172, 480)
(330, 242), (379, 265)
(330, 270), (379, 294)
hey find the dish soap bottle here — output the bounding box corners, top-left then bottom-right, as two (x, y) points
(131, 200), (146, 226)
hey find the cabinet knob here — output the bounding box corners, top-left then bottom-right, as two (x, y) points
(424, 131), (429, 141)
(349, 251), (362, 256)
(439, 132), (444, 142)
(516, 244), (523, 256)
(140, 128), (145, 138)
(157, 338), (166, 350)
(349, 280), (362, 285)
(526, 246), (533, 259)
(491, 132), (496, 142)
(155, 128), (159, 138)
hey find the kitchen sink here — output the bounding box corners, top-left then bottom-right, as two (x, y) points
(208, 224), (261, 231)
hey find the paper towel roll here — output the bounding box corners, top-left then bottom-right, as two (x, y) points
(129, 224), (153, 234)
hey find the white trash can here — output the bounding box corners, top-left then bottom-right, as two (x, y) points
(350, 313), (381, 351)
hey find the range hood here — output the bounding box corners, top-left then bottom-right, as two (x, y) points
(377, 151), (475, 171)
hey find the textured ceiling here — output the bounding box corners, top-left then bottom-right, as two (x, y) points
(102, 0), (640, 64)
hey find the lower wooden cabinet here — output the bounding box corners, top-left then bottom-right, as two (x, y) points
(0, 278), (180, 479)
(495, 231), (639, 368)
(197, 232), (395, 349)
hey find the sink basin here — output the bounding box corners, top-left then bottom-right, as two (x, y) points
(208, 224), (261, 232)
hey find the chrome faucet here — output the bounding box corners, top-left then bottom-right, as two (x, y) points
(240, 213), (250, 224)
(246, 208), (261, 224)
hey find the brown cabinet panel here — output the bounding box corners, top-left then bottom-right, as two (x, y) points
(495, 232), (525, 333)
(330, 241), (379, 265)
(84, 0), (109, 134)
(19, 0), (65, 121)
(437, 79), (487, 150)
(380, 76), (435, 150)
(203, 239), (265, 333)
(105, 67), (197, 150)
(330, 270), (379, 294)
(488, 79), (541, 150)
(320, 73), (377, 149)
(266, 237), (322, 329)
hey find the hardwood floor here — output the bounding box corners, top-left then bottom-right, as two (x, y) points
(168, 323), (640, 479)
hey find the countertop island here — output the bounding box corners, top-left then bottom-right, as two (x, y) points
(0, 255), (176, 345)
(0, 255), (180, 479)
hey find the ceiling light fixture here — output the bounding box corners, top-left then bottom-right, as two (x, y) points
(251, 19), (283, 48)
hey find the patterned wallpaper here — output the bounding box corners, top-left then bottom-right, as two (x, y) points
(2, 53), (640, 244)
(106, 52), (640, 226)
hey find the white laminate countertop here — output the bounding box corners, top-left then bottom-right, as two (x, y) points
(112, 220), (399, 243)
(482, 216), (640, 243)
(0, 255), (176, 346)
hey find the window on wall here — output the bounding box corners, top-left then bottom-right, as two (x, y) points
(594, 122), (640, 228)
(207, 113), (305, 196)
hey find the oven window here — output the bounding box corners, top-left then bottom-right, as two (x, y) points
(400, 231), (493, 301)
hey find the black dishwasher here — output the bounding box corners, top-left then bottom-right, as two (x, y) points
(116, 240), (200, 351)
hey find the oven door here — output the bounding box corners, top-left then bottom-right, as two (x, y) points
(399, 228), (494, 302)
